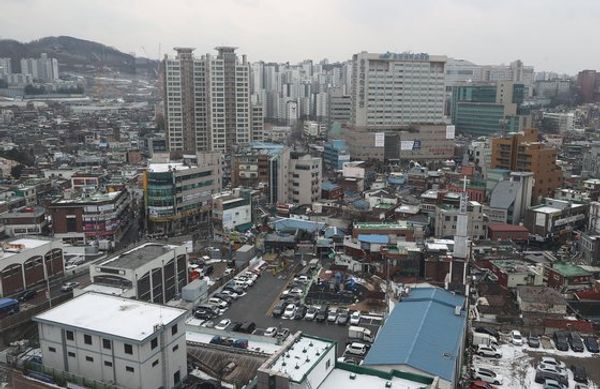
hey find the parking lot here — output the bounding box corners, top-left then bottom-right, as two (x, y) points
(471, 339), (600, 388)
(208, 269), (380, 357)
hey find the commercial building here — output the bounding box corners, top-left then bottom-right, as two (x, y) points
(89, 243), (188, 304)
(577, 69), (599, 103)
(487, 223), (529, 242)
(345, 52), (449, 161)
(303, 121), (326, 138)
(0, 206), (49, 237)
(486, 171), (534, 224)
(435, 201), (486, 240)
(327, 91), (351, 127)
(49, 190), (132, 246)
(487, 259), (544, 288)
(0, 237), (64, 296)
(289, 154), (322, 205)
(542, 112), (575, 133)
(451, 81), (530, 136)
(212, 190), (252, 232)
(490, 128), (563, 202)
(231, 142), (290, 204)
(545, 262), (592, 290)
(34, 292), (187, 389)
(144, 154), (221, 235)
(363, 287), (466, 389)
(163, 47), (261, 154)
(525, 198), (588, 241)
(323, 139), (350, 170)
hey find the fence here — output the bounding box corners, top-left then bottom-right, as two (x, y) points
(24, 361), (118, 389)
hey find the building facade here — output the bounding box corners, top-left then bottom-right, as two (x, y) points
(289, 154), (322, 205)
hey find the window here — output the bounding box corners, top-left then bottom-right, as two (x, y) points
(151, 338), (158, 350)
(66, 330), (74, 341)
(124, 344), (133, 354)
(126, 366), (134, 373)
(102, 339), (111, 350)
(174, 370), (181, 384)
(68, 352), (75, 357)
(171, 324), (178, 335)
(152, 359), (159, 367)
(84, 335), (92, 345)
(172, 344), (179, 352)
(48, 347), (56, 353)
(104, 361), (112, 367)
(85, 356), (94, 362)
(326, 359), (331, 369)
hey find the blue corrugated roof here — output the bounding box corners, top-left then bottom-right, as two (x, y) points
(324, 226), (346, 238)
(357, 234), (389, 245)
(363, 287), (466, 383)
(321, 181), (341, 191)
(272, 218), (325, 234)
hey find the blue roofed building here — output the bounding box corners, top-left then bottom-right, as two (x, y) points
(323, 139), (351, 170)
(363, 287), (467, 389)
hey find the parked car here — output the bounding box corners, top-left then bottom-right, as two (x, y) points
(535, 370), (569, 387)
(277, 328), (290, 339)
(543, 379), (567, 389)
(537, 364), (567, 379)
(294, 305), (307, 320)
(203, 264), (214, 276)
(220, 289), (240, 299)
(337, 310), (350, 325)
(315, 306), (328, 322)
(282, 304), (296, 319)
(232, 339), (248, 349)
(571, 365), (588, 384)
(345, 342), (368, 356)
(337, 356), (360, 365)
(327, 308), (338, 323)
(238, 321), (256, 334)
(230, 322), (243, 332)
(473, 326), (499, 338)
(350, 311), (361, 325)
(210, 336), (233, 346)
(272, 303), (285, 318)
(472, 367), (503, 385)
(540, 357), (566, 371)
(215, 319), (231, 330)
(214, 293), (233, 304)
(193, 309), (216, 320)
(202, 320), (215, 328)
(553, 332), (569, 351)
(264, 327), (278, 337)
(18, 289), (37, 302)
(469, 381), (497, 389)
(569, 332), (585, 352)
(528, 335), (540, 348)
(475, 344), (502, 358)
(584, 336), (599, 353)
(305, 306), (319, 321)
(61, 282), (79, 292)
(511, 330), (523, 346)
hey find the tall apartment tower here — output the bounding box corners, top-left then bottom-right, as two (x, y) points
(163, 47), (257, 154)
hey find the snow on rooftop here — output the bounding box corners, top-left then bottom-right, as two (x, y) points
(319, 368), (426, 389)
(34, 292), (186, 342)
(6, 238), (49, 249)
(269, 336), (333, 382)
(185, 330), (282, 355)
(148, 162), (193, 173)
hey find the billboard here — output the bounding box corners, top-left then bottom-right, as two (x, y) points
(446, 125), (456, 140)
(375, 132), (385, 147)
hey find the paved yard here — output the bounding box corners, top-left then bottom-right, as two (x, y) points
(220, 271), (380, 357)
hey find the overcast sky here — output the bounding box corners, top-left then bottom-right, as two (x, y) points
(1, 0), (598, 74)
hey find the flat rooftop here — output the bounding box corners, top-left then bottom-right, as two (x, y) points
(354, 221), (409, 230)
(148, 162), (194, 173)
(319, 367), (429, 389)
(99, 243), (179, 269)
(1, 237), (54, 261)
(34, 292), (186, 342)
(268, 335), (334, 382)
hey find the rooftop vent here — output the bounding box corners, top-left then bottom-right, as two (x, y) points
(295, 363), (300, 370)
(385, 381), (392, 388)
(350, 373), (357, 380)
(454, 305), (462, 316)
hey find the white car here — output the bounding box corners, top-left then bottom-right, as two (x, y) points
(345, 342), (368, 356)
(511, 330), (523, 346)
(294, 275), (309, 283)
(264, 327), (278, 337)
(540, 357), (566, 370)
(209, 297), (229, 309)
(537, 363), (567, 378)
(475, 344), (502, 358)
(215, 319), (231, 330)
(61, 282), (80, 292)
(282, 304), (296, 319)
(220, 290), (239, 300)
(472, 367), (503, 385)
(243, 272), (258, 281)
(350, 311), (361, 325)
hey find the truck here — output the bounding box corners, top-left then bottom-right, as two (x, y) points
(348, 326), (374, 343)
(472, 331), (499, 347)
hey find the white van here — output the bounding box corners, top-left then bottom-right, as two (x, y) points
(345, 342), (368, 356)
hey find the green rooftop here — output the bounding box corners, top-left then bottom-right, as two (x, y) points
(354, 221), (409, 230)
(552, 262), (591, 277)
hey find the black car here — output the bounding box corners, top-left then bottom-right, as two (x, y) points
(571, 365), (588, 384)
(553, 331), (569, 351)
(18, 289), (37, 302)
(534, 371), (568, 387)
(272, 303), (285, 318)
(294, 305), (307, 320)
(193, 309), (216, 320)
(336, 310), (350, 325)
(473, 326), (499, 338)
(239, 321), (256, 334)
(315, 306), (328, 322)
(231, 322), (243, 332)
(223, 285), (245, 295)
(527, 335), (540, 348)
(584, 336), (599, 353)
(568, 332), (585, 352)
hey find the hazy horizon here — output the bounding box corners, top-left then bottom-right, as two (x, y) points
(2, 0), (599, 74)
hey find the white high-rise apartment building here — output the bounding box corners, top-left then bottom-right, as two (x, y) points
(351, 51), (447, 128)
(163, 47), (259, 154)
(20, 53), (59, 82)
(0, 58), (12, 76)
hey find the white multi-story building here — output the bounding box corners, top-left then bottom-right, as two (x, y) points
(20, 53), (59, 82)
(542, 112), (575, 133)
(0, 58), (11, 76)
(163, 47), (256, 154)
(351, 51), (447, 128)
(34, 292), (187, 389)
(289, 154), (322, 205)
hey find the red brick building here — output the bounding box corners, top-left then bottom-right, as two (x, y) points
(487, 223), (529, 242)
